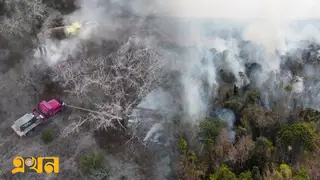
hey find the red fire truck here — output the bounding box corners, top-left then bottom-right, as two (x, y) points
(11, 99), (65, 137)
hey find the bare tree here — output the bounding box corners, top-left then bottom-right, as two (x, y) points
(0, 0), (50, 40)
(228, 135), (255, 168)
(212, 129), (233, 168)
(53, 37), (168, 134)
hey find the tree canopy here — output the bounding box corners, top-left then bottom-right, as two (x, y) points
(277, 122), (319, 152)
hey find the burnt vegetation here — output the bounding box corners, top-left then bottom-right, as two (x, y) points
(0, 0), (320, 180)
(174, 41), (320, 180)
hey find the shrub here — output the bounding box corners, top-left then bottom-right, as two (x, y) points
(41, 128), (53, 144)
(80, 152), (104, 174)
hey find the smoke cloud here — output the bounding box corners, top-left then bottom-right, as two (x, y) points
(34, 0), (173, 66)
(29, 0), (320, 178)
(165, 0), (320, 121)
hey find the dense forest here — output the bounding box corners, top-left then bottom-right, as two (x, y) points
(0, 0), (319, 180)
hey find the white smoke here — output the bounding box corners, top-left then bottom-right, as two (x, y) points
(180, 48), (216, 118)
(34, 0), (169, 66)
(213, 108), (236, 143)
(161, 0), (320, 120)
(171, 0), (320, 55)
(143, 123), (164, 142)
(169, 0), (320, 20)
(34, 38), (82, 66)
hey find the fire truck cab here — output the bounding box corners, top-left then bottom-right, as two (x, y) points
(34, 99), (63, 120)
(11, 99), (64, 137)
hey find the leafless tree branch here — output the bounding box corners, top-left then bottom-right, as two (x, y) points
(0, 0), (50, 39)
(53, 36), (168, 134)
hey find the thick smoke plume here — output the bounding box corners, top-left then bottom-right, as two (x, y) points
(152, 0), (320, 144)
(167, 0), (320, 119)
(34, 0), (175, 66)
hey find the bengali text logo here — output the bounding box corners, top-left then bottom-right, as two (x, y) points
(12, 156), (59, 174)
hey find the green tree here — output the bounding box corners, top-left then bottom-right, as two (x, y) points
(80, 151), (104, 174)
(238, 171), (253, 180)
(177, 138), (187, 154)
(199, 117), (227, 143)
(187, 150), (197, 165)
(248, 137), (274, 169)
(210, 164), (237, 180)
(293, 168), (309, 180)
(277, 122), (319, 152)
(182, 150), (205, 179)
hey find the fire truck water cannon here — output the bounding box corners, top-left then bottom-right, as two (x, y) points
(11, 99), (66, 137)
